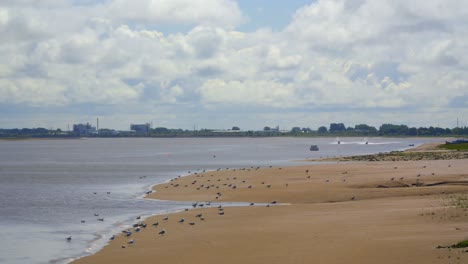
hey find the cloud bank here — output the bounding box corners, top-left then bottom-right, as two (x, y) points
(0, 0), (467, 129)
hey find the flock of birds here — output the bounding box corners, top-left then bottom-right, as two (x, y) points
(65, 164), (283, 244)
(67, 161), (456, 246)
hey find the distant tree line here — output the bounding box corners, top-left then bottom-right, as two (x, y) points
(0, 123), (467, 138)
(0, 128), (71, 138)
(289, 123), (468, 137)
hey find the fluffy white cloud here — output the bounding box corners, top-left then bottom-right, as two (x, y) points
(200, 79), (295, 107)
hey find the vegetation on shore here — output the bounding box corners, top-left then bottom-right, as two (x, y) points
(1, 122), (468, 138)
(449, 194), (468, 209)
(451, 240), (468, 249)
(439, 143), (468, 151)
(327, 150), (468, 162)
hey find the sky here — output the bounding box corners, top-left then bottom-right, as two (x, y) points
(0, 0), (467, 130)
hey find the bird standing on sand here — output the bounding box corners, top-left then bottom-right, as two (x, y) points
(159, 229), (166, 235)
(179, 218), (185, 223)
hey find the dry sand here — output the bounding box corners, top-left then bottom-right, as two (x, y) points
(73, 147), (468, 264)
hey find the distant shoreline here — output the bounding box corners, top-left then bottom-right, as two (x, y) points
(0, 135), (461, 140)
(0, 137), (82, 141)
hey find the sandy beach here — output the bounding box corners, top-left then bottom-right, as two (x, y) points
(73, 144), (468, 264)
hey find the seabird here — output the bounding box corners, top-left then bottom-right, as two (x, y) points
(195, 213), (203, 218)
(178, 218), (185, 223)
(128, 239), (135, 244)
(189, 222), (195, 225)
(98, 218), (104, 221)
(152, 222), (159, 227)
(163, 216), (169, 221)
(66, 236), (72, 242)
(110, 235), (115, 240)
(158, 229), (166, 235)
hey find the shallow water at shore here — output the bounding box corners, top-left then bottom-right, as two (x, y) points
(0, 137), (447, 264)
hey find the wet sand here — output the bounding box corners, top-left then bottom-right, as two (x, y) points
(73, 146), (468, 264)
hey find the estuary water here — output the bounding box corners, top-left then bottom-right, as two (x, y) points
(0, 137), (446, 264)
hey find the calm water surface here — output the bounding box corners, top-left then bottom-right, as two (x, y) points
(0, 137), (447, 264)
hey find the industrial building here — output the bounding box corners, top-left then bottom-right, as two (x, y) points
(130, 123), (150, 133)
(73, 123), (96, 135)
